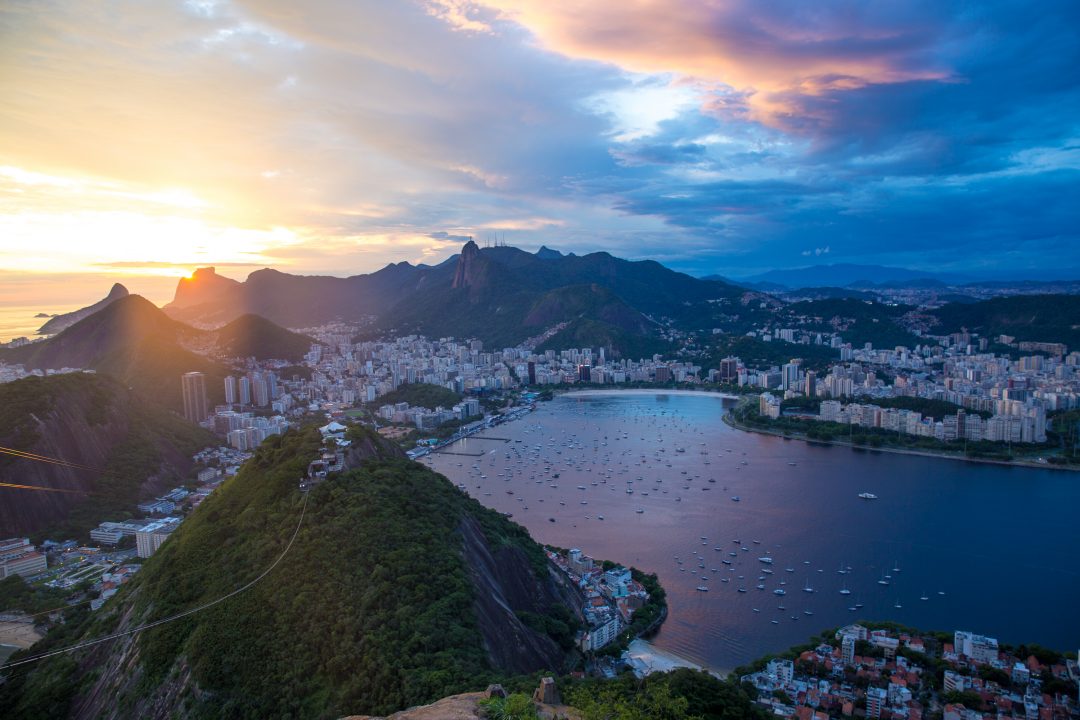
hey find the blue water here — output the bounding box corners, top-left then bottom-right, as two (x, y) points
(424, 391), (1080, 672)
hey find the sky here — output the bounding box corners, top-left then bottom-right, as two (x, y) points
(2, 0), (1079, 306)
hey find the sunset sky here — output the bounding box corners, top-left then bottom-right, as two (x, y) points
(2, 0), (1079, 304)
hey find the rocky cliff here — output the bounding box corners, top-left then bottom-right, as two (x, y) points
(0, 373), (213, 538)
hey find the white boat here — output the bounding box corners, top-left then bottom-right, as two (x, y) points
(758, 556), (774, 564)
(773, 588), (786, 596)
(696, 585), (709, 592)
(858, 492), (878, 500)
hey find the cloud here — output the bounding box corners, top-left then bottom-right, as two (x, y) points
(0, 0), (1077, 289)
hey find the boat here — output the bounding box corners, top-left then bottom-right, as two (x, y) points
(773, 588), (786, 596)
(635, 508), (644, 514)
(803, 579), (814, 593)
(758, 556), (774, 564)
(696, 586), (709, 592)
(858, 492), (878, 500)
(731, 496), (740, 502)
(920, 591), (929, 601)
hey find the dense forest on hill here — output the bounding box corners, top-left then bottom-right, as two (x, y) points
(369, 382), (463, 410)
(0, 426), (576, 719)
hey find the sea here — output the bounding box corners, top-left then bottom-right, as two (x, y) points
(0, 304), (81, 344)
(422, 391), (1080, 673)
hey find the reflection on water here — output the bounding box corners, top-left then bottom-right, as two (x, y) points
(424, 392), (1080, 672)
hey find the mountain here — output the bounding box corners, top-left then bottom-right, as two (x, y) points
(211, 313), (313, 361)
(534, 245), (563, 259)
(0, 295), (227, 412)
(930, 294), (1080, 348)
(738, 264), (973, 289)
(36, 283), (129, 335)
(0, 426), (582, 719)
(164, 263), (424, 328)
(377, 241), (745, 355)
(162, 241), (750, 356)
(0, 374), (214, 538)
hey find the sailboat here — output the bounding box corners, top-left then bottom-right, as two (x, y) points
(803, 578), (814, 593)
(839, 581), (851, 596)
(920, 591), (929, 601)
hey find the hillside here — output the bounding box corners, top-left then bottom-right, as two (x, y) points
(0, 426), (581, 719)
(0, 374), (214, 538)
(211, 313), (313, 361)
(370, 382), (462, 410)
(782, 298), (921, 349)
(930, 294), (1080, 348)
(37, 283), (129, 335)
(0, 295), (228, 412)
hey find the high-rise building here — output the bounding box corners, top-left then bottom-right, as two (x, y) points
(527, 361), (536, 385)
(719, 357), (739, 382)
(578, 365), (591, 383)
(181, 372), (209, 424)
(805, 370), (817, 397)
(224, 375), (237, 404)
(239, 376), (251, 405)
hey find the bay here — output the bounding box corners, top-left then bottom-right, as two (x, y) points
(423, 391), (1080, 673)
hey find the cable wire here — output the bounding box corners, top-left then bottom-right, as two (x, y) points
(0, 492), (309, 671)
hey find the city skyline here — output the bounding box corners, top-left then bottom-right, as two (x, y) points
(3, 0), (1079, 306)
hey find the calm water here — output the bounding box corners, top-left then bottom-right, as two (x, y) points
(423, 391), (1080, 673)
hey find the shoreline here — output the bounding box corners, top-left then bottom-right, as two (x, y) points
(723, 412), (1078, 472)
(624, 638), (725, 679)
(558, 388), (739, 400)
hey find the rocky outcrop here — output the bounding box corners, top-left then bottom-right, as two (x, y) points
(37, 283), (128, 335)
(451, 240), (484, 290)
(457, 515), (566, 675)
(343, 692), (486, 720)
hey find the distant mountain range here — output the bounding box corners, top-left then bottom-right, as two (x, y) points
(165, 241), (755, 356)
(732, 264), (974, 289)
(728, 263), (1080, 290)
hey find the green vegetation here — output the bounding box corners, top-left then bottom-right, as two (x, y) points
(702, 335), (837, 373)
(479, 693), (539, 720)
(0, 575), (69, 615)
(931, 294), (1080, 348)
(784, 298), (921, 349)
(565, 669), (766, 720)
(369, 382), (462, 411)
(0, 373), (215, 540)
(2, 426), (575, 719)
(536, 317), (673, 361)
